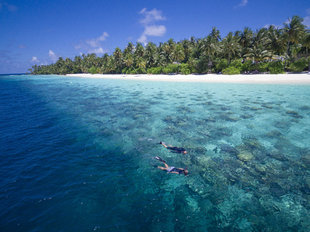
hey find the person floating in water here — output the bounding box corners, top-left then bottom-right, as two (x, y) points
(159, 141), (187, 154)
(155, 156), (188, 176)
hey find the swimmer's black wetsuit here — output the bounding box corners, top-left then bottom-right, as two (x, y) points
(167, 147), (186, 153)
(168, 167), (186, 174)
(175, 168), (186, 174)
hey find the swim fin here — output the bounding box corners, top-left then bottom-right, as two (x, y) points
(155, 156), (166, 163)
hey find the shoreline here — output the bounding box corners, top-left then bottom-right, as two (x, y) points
(66, 73), (310, 85)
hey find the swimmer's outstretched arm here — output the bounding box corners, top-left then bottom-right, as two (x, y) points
(160, 142), (168, 148)
(160, 142), (172, 148)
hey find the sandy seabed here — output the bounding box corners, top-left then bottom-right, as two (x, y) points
(66, 73), (310, 85)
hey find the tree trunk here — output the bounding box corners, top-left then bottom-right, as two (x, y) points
(285, 41), (290, 71)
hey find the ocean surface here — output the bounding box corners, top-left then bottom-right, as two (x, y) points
(0, 74), (310, 232)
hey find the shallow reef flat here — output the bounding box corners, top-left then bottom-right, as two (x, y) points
(1, 75), (310, 231)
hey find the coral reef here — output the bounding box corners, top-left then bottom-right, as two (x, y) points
(286, 110), (303, 119)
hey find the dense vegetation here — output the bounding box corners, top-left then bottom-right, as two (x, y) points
(30, 16), (310, 75)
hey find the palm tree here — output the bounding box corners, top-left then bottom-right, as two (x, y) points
(136, 57), (147, 73)
(81, 53), (97, 72)
(30, 15), (309, 75)
(283, 16), (306, 60)
(113, 47), (123, 73)
(221, 32), (241, 64)
(123, 54), (134, 69)
(171, 43), (185, 63)
(55, 57), (65, 74)
(210, 27), (221, 42)
(196, 38), (211, 73)
(99, 54), (109, 73)
(160, 39), (176, 64)
(181, 39), (194, 63)
(204, 28), (221, 72)
(63, 58), (73, 74)
(239, 27), (253, 59)
(171, 43), (185, 73)
(145, 42), (158, 68)
(73, 56), (82, 73)
(134, 43), (145, 69)
(303, 32), (310, 53)
(134, 43), (145, 57)
(123, 42), (135, 56)
(157, 43), (168, 67)
(106, 56), (116, 73)
(302, 32), (310, 71)
(266, 25), (285, 57)
(245, 28), (272, 62)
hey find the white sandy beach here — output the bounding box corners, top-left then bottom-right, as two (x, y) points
(66, 73), (310, 84)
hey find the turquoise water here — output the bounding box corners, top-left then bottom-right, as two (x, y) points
(0, 74), (310, 231)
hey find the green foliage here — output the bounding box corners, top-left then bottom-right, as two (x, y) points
(122, 67), (138, 74)
(195, 57), (208, 73)
(256, 62), (269, 73)
(283, 16), (307, 59)
(129, 69), (137, 74)
(179, 64), (191, 75)
(241, 60), (253, 73)
(230, 59), (243, 69)
(187, 58), (198, 74)
(122, 67), (129, 74)
(29, 16), (310, 75)
(134, 67), (147, 74)
(147, 67), (162, 74)
(162, 64), (179, 74)
(215, 59), (228, 73)
(288, 58), (308, 72)
(268, 61), (285, 74)
(172, 44), (185, 63)
(222, 66), (241, 75)
(88, 66), (98, 74)
(242, 62), (269, 73)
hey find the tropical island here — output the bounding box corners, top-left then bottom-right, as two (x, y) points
(30, 16), (310, 75)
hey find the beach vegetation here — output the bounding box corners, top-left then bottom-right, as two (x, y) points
(147, 67), (162, 74)
(241, 60), (253, 73)
(29, 15), (310, 75)
(288, 58), (308, 72)
(215, 59), (229, 73)
(162, 64), (179, 74)
(230, 59), (243, 70)
(179, 64), (191, 75)
(268, 61), (285, 74)
(255, 62), (269, 73)
(283, 16), (306, 61)
(88, 66), (98, 74)
(222, 66), (241, 75)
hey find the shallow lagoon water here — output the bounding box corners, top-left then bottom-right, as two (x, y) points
(0, 75), (310, 231)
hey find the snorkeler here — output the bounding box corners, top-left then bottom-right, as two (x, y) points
(155, 156), (188, 176)
(159, 141), (187, 154)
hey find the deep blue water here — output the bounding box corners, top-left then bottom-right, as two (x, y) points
(0, 74), (310, 231)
